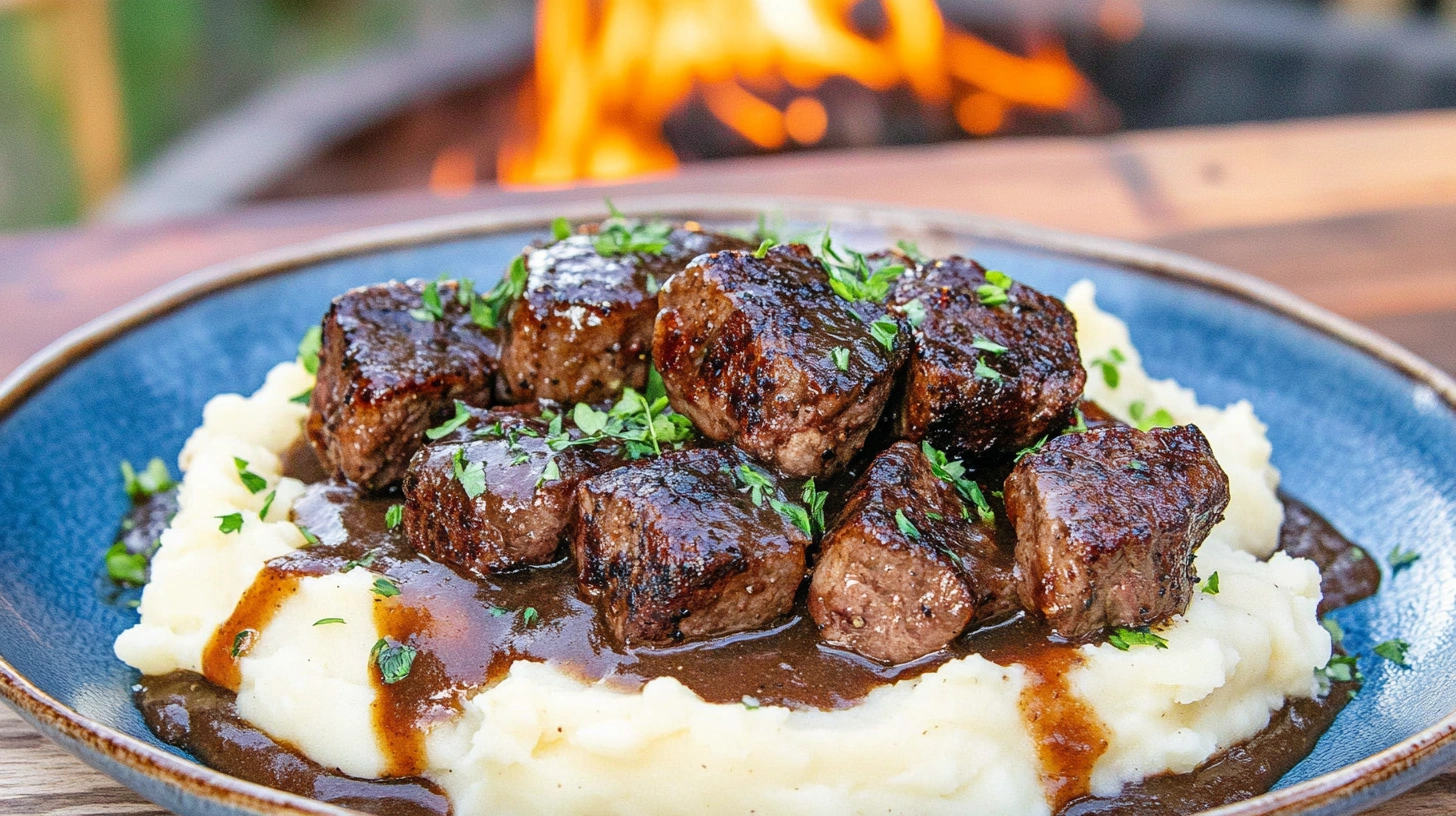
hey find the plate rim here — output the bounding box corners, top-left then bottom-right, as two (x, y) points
(1, 193), (1453, 816)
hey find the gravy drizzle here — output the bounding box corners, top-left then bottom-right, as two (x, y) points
(140, 440), (1382, 814)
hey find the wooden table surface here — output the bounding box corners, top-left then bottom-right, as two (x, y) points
(2, 111), (1455, 814)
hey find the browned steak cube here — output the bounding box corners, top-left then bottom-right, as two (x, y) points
(497, 224), (750, 405)
(1004, 424), (1231, 640)
(572, 447), (811, 646)
(890, 257), (1085, 459)
(307, 280), (499, 492)
(653, 244), (908, 477)
(808, 441), (1016, 664)
(402, 405), (624, 575)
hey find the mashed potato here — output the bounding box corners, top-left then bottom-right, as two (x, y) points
(115, 282), (1330, 816)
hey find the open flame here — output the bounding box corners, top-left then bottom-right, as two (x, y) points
(497, 0), (1095, 187)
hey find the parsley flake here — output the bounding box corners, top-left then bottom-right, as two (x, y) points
(920, 441), (995, 525)
(314, 617), (346, 626)
(342, 550), (377, 573)
(976, 270), (1013, 306)
(231, 629), (256, 658)
(289, 388), (313, 405)
(1128, 401), (1176, 431)
(895, 239), (926, 262)
(217, 513), (243, 534)
(1066, 407), (1089, 435)
(753, 239), (775, 258)
(1388, 545), (1421, 573)
(1374, 639), (1411, 667)
(736, 464), (774, 507)
(233, 458), (267, 494)
(551, 216), (572, 241)
(473, 255), (528, 331)
(971, 336), (1008, 354)
(1201, 571), (1220, 595)
(259, 489), (277, 522)
(895, 509), (921, 540)
(973, 358), (1002, 381)
(538, 457), (561, 486)
(522, 607), (540, 626)
(1126, 459), (1148, 472)
(371, 638), (417, 684)
(1014, 436), (1048, 462)
(426, 400), (473, 440)
(452, 448), (487, 499)
(900, 298), (927, 328)
(104, 542), (149, 585)
(772, 499), (813, 537)
(831, 346), (851, 371)
(385, 504), (404, 530)
(409, 280), (445, 322)
(802, 478), (829, 532)
(741, 695), (762, 710)
(1321, 618), (1345, 645)
(121, 458), (175, 500)
(869, 318), (899, 351)
(1107, 626), (1168, 651)
(372, 577), (401, 598)
(1322, 654), (1361, 683)
(297, 525), (321, 547)
(816, 229), (907, 303)
(297, 326), (322, 374)
(1090, 348), (1127, 389)
(594, 201), (672, 256)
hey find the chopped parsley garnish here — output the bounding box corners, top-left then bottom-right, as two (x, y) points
(1374, 639), (1411, 667)
(455, 277), (475, 306)
(559, 387), (694, 459)
(538, 458), (561, 486)
(385, 504), (404, 530)
(1388, 545), (1421, 573)
(233, 458), (267, 494)
(753, 239), (775, 258)
(644, 273), (660, 295)
(741, 695), (762, 710)
(1322, 654), (1361, 683)
(258, 489), (277, 522)
(1014, 436), (1048, 462)
(1126, 459), (1148, 472)
(1107, 626), (1168, 651)
(297, 525), (321, 547)
(895, 239), (926, 263)
(976, 270), (1013, 306)
(289, 388), (313, 405)
(297, 325), (322, 374)
(831, 346), (851, 371)
(231, 629), (256, 658)
(409, 279), (445, 322)
(816, 229), (906, 303)
(487, 605), (510, 617)
(342, 550), (377, 573)
(1128, 401), (1175, 431)
(121, 458), (174, 500)
(900, 298), (927, 328)
(771, 499), (813, 537)
(1090, 348), (1127, 389)
(217, 513), (243, 534)
(372, 576), (401, 598)
(869, 318), (899, 351)
(452, 447), (487, 499)
(371, 638), (417, 684)
(573, 402), (609, 435)
(736, 464), (774, 507)
(104, 542), (149, 585)
(521, 607), (540, 627)
(894, 509), (921, 540)
(473, 255), (528, 331)
(314, 618), (346, 626)
(1349, 548), (1365, 561)
(1321, 618), (1344, 645)
(594, 200), (672, 256)
(1201, 572), (1220, 595)
(426, 400), (473, 440)
(920, 441), (994, 525)
(971, 335), (1008, 354)
(1066, 407), (1089, 434)
(802, 478), (829, 532)
(973, 358), (1002, 381)
(551, 216), (572, 241)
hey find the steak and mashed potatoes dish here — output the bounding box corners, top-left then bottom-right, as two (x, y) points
(111, 212), (1385, 816)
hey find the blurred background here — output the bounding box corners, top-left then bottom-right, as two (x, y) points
(2, 0), (1456, 231)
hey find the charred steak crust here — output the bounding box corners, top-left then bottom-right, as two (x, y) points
(572, 447), (811, 646)
(402, 405), (624, 575)
(1004, 424), (1231, 640)
(889, 256), (1085, 458)
(808, 441), (1016, 664)
(497, 226), (751, 405)
(652, 243), (909, 478)
(307, 280), (500, 492)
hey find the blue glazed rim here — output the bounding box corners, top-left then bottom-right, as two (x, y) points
(1, 195), (1453, 816)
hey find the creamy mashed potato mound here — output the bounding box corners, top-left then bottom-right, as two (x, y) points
(116, 282), (1331, 816)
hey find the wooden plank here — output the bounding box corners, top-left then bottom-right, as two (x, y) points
(0, 705), (166, 815)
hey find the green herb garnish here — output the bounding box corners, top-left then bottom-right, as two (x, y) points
(297, 326), (322, 374)
(895, 239), (926, 263)
(1201, 572), (1220, 595)
(971, 336), (1008, 354)
(869, 318), (899, 351)
(104, 542), (149, 585)
(121, 458), (174, 500)
(371, 638), (417, 684)
(452, 448), (487, 499)
(297, 525), (321, 547)
(1322, 654), (1360, 683)
(1107, 626), (1168, 651)
(973, 358), (1002, 381)
(753, 239), (775, 258)
(894, 509), (921, 540)
(736, 464), (774, 507)
(551, 217), (572, 241)
(522, 607), (540, 627)
(816, 228), (906, 303)
(473, 255), (529, 331)
(1388, 545), (1421, 573)
(258, 489), (277, 522)
(385, 504), (404, 530)
(771, 499), (813, 537)
(831, 346), (850, 371)
(900, 298), (927, 328)
(314, 618), (346, 626)
(409, 280), (445, 322)
(426, 400), (473, 440)
(594, 200), (672, 256)
(342, 550), (377, 573)
(802, 478), (829, 532)
(920, 441), (994, 525)
(976, 270), (1013, 306)
(231, 629), (256, 658)
(217, 513), (243, 534)
(1322, 618), (1344, 645)
(1374, 639), (1411, 667)
(233, 458), (267, 494)
(289, 388), (313, 405)
(1128, 400), (1175, 431)
(1014, 436), (1048, 462)
(1090, 348), (1127, 389)
(372, 577), (401, 598)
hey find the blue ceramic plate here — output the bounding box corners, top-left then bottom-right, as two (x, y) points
(2, 197), (1455, 816)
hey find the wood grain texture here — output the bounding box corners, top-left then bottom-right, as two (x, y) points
(0, 111), (1452, 814)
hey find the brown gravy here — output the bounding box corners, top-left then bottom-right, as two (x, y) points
(137, 441), (1381, 815)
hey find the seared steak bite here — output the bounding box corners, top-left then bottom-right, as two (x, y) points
(653, 243), (909, 477)
(307, 279), (500, 492)
(402, 404), (625, 575)
(1005, 424), (1230, 640)
(889, 257), (1085, 459)
(497, 223), (750, 405)
(808, 441), (1017, 664)
(573, 447), (811, 646)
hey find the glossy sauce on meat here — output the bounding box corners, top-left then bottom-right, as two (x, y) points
(140, 441), (1382, 814)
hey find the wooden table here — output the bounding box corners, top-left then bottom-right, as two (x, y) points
(2, 111), (1454, 815)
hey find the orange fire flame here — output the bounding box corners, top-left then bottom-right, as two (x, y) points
(498, 0), (1092, 187)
